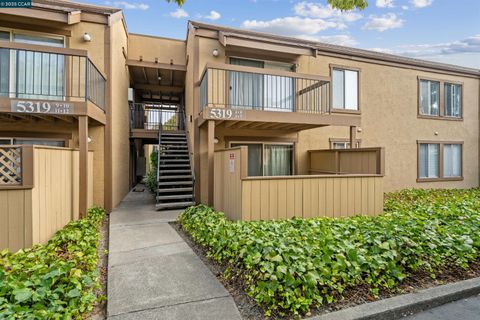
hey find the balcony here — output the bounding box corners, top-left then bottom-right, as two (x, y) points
(129, 103), (185, 142)
(0, 41), (106, 124)
(198, 62), (360, 130)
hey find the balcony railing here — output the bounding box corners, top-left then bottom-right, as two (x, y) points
(200, 62), (330, 114)
(129, 103), (185, 131)
(0, 41), (106, 111)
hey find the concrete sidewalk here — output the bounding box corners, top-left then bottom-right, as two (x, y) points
(106, 189), (241, 320)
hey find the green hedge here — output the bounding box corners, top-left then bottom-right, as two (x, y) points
(0, 207), (106, 319)
(179, 189), (480, 316)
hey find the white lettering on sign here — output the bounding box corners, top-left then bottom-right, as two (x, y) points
(208, 108), (245, 120)
(11, 100), (74, 114)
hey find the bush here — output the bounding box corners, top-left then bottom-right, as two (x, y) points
(179, 189), (480, 316)
(145, 149), (158, 193)
(0, 207), (106, 319)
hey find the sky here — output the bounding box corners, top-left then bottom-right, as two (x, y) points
(92, 0), (480, 69)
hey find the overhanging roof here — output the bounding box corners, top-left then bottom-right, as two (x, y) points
(189, 20), (480, 78)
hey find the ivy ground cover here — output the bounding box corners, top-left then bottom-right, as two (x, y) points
(179, 189), (480, 316)
(0, 207), (106, 319)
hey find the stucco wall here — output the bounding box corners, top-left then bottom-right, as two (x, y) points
(190, 32), (479, 195)
(128, 33), (186, 65)
(110, 20), (131, 207)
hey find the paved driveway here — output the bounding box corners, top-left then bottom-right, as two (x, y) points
(404, 294), (480, 320)
(106, 189), (241, 320)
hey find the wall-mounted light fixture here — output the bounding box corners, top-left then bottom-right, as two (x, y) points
(87, 136), (92, 143)
(357, 127), (362, 133)
(212, 49), (219, 57)
(83, 33), (92, 42)
(434, 131), (439, 136)
(213, 137), (219, 144)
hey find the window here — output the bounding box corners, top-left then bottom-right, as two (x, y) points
(418, 78), (462, 119)
(419, 80), (440, 116)
(332, 68), (358, 111)
(445, 83), (462, 118)
(418, 141), (462, 181)
(231, 142), (293, 176)
(419, 143), (439, 179)
(0, 137), (65, 147)
(443, 144), (462, 177)
(330, 138), (361, 149)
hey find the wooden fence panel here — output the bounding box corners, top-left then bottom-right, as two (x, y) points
(241, 176), (383, 220)
(0, 147), (95, 252)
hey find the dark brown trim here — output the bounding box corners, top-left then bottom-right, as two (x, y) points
(416, 140), (464, 182)
(189, 20), (480, 78)
(0, 20), (71, 37)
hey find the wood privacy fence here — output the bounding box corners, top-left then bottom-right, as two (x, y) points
(0, 146), (93, 252)
(309, 148), (385, 175)
(214, 147), (384, 221)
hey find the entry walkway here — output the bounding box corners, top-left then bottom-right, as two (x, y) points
(107, 188), (241, 320)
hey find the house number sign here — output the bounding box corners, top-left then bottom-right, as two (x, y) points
(207, 108), (245, 120)
(11, 100), (74, 114)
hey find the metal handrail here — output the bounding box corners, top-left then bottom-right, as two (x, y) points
(199, 64), (330, 114)
(0, 43), (106, 111)
(183, 111), (195, 203)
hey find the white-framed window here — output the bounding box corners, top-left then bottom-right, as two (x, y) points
(419, 79), (440, 116)
(332, 68), (358, 110)
(444, 83), (462, 118)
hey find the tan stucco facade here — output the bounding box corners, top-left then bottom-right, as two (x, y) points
(1, 1), (479, 215)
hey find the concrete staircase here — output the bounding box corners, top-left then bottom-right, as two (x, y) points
(156, 132), (195, 211)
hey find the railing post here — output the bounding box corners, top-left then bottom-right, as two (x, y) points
(21, 145), (34, 188)
(79, 116), (89, 218)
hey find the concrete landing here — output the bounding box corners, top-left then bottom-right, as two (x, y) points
(107, 188), (241, 320)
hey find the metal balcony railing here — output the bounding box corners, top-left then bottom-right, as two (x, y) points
(0, 41), (106, 111)
(129, 103), (185, 131)
(199, 62), (330, 114)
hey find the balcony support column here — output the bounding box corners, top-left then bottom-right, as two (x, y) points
(349, 126), (357, 149)
(79, 116), (89, 218)
(207, 120), (215, 206)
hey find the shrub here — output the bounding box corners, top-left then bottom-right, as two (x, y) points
(0, 207), (106, 319)
(145, 149), (158, 193)
(179, 189), (480, 316)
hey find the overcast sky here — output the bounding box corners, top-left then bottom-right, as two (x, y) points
(93, 0), (480, 69)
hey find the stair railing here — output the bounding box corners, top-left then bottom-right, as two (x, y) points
(182, 111), (196, 204)
(156, 110), (163, 202)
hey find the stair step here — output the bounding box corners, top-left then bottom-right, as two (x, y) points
(156, 201), (196, 210)
(159, 164), (190, 168)
(158, 181), (193, 186)
(160, 170), (191, 174)
(157, 187), (193, 193)
(161, 132), (186, 136)
(156, 194), (193, 200)
(159, 145), (188, 149)
(159, 159), (190, 163)
(160, 154), (189, 158)
(160, 150), (189, 154)
(159, 175), (193, 180)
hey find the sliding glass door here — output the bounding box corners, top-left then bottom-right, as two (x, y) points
(229, 58), (264, 109)
(0, 31), (10, 96)
(231, 142), (293, 176)
(13, 34), (65, 100)
(229, 58), (294, 111)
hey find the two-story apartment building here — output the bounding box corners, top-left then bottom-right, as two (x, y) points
(1, 0), (479, 250)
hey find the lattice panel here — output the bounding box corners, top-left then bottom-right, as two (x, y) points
(0, 147), (22, 185)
